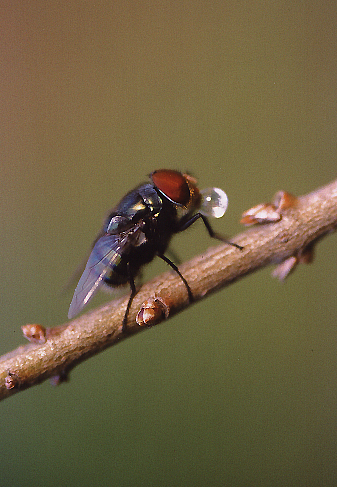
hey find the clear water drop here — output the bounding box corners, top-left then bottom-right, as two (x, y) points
(199, 187), (228, 218)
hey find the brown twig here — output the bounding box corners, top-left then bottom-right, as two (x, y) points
(1, 179), (337, 400)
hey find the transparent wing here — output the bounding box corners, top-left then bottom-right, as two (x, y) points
(62, 230), (105, 296)
(68, 234), (128, 319)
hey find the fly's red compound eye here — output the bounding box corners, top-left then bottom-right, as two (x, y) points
(150, 169), (191, 206)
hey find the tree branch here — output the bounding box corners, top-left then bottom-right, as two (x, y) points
(1, 179), (337, 400)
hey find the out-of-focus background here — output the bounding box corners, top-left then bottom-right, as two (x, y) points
(1, 2), (337, 486)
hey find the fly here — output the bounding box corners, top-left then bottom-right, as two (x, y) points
(68, 169), (242, 330)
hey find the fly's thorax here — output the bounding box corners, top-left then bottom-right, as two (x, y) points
(137, 184), (163, 217)
(104, 183), (163, 234)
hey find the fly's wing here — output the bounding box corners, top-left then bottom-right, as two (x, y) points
(62, 230), (106, 295)
(68, 234), (128, 319)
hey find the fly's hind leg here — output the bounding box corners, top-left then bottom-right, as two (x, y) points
(122, 263), (137, 333)
(158, 253), (194, 302)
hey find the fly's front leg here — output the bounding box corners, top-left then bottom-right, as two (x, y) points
(179, 213), (243, 250)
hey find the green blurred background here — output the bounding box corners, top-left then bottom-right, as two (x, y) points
(1, 2), (337, 486)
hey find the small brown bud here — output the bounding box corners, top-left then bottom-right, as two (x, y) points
(241, 203), (281, 226)
(136, 296), (170, 327)
(241, 190), (298, 226)
(5, 373), (20, 390)
(272, 190), (298, 211)
(22, 324), (47, 344)
(272, 256), (298, 281)
(50, 370), (69, 386)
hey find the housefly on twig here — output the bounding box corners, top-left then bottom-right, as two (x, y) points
(68, 169), (242, 329)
